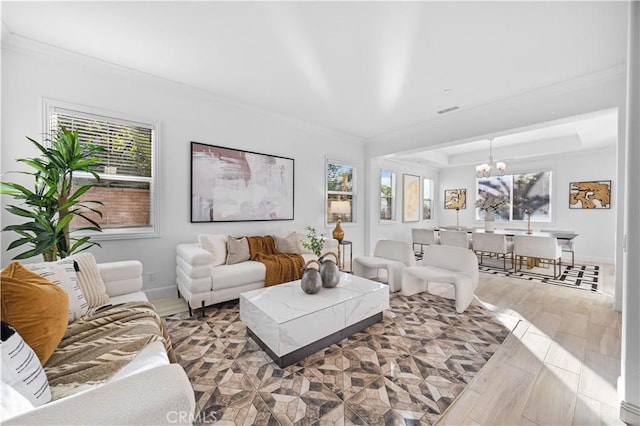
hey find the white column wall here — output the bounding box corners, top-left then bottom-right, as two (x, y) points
(620, 1), (639, 423)
(365, 158), (438, 254)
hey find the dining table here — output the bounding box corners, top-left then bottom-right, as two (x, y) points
(436, 226), (578, 269)
(436, 226), (578, 241)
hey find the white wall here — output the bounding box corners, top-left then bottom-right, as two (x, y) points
(365, 158), (438, 253)
(438, 148), (618, 263)
(0, 39), (365, 296)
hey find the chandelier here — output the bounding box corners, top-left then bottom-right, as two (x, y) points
(476, 138), (506, 178)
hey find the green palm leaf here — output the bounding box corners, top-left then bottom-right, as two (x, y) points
(2, 127), (104, 260)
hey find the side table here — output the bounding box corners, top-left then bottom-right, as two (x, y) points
(338, 240), (352, 273)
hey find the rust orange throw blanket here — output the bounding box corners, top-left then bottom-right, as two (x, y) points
(247, 236), (305, 287)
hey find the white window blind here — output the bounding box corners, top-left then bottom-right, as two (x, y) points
(50, 107), (153, 179)
(45, 100), (159, 239)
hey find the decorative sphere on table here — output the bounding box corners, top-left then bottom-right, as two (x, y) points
(319, 252), (340, 288)
(300, 260), (322, 294)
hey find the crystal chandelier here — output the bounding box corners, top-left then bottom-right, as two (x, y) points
(476, 138), (506, 178)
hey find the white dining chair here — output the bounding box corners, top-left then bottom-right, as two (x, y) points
(472, 232), (514, 271)
(440, 230), (472, 249)
(541, 229), (575, 267)
(513, 235), (563, 278)
(411, 228), (440, 256)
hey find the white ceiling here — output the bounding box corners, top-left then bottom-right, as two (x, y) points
(1, 1), (626, 159)
(391, 108), (619, 167)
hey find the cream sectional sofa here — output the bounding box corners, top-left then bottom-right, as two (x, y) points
(176, 231), (339, 315)
(2, 260), (195, 425)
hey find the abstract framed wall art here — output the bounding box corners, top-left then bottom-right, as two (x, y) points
(191, 142), (294, 222)
(444, 189), (466, 210)
(569, 180), (611, 209)
(403, 174), (420, 222)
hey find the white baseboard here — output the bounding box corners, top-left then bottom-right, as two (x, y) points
(574, 256), (614, 265)
(620, 400), (640, 425)
(144, 285), (178, 299)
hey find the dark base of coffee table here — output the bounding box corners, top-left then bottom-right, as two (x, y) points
(246, 311), (383, 368)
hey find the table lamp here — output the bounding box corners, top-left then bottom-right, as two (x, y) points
(330, 200), (351, 242)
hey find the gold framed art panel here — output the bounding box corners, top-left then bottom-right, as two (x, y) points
(403, 174), (420, 222)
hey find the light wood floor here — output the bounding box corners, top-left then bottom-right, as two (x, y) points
(437, 263), (623, 426)
(152, 263), (622, 426)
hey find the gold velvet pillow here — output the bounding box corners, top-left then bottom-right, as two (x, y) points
(1, 262), (69, 365)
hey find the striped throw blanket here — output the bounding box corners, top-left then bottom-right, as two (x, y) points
(44, 302), (174, 400)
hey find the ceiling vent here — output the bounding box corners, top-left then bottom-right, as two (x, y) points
(437, 106), (459, 115)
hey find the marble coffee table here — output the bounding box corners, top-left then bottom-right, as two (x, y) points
(239, 273), (389, 368)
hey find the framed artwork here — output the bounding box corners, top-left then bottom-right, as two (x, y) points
(191, 142), (294, 222)
(403, 174), (420, 222)
(444, 189), (466, 210)
(569, 180), (611, 209)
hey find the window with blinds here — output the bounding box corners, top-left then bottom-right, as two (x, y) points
(45, 100), (158, 238)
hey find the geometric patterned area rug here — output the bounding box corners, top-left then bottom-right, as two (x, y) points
(165, 292), (513, 425)
(479, 260), (600, 292)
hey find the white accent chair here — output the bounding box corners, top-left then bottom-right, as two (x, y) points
(411, 228), (440, 256)
(513, 235), (563, 278)
(401, 245), (479, 313)
(440, 229), (472, 249)
(472, 232), (514, 271)
(352, 239), (416, 292)
(541, 230), (575, 267)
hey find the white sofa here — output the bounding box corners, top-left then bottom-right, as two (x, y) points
(176, 231), (338, 315)
(3, 260), (196, 425)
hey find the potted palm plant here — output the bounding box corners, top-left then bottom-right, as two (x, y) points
(1, 127), (104, 261)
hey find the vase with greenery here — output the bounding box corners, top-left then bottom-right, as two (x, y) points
(302, 226), (325, 257)
(475, 195), (508, 232)
(1, 127), (104, 261)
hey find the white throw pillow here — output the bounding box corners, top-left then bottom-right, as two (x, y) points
(70, 252), (110, 308)
(198, 234), (228, 267)
(274, 232), (300, 254)
(24, 259), (89, 323)
(1, 321), (51, 407)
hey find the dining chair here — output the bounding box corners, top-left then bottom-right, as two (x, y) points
(541, 229), (575, 267)
(513, 235), (563, 278)
(440, 230), (472, 249)
(472, 232), (514, 271)
(411, 228), (440, 256)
